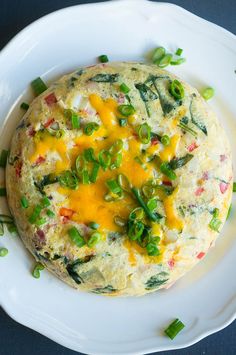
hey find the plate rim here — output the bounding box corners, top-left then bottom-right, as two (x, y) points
(0, 0), (236, 354)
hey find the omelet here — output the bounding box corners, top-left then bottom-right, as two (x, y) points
(6, 62), (232, 296)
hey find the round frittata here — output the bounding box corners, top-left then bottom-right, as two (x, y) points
(6, 62), (232, 296)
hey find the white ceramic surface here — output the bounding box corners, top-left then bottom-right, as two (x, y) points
(0, 1), (236, 354)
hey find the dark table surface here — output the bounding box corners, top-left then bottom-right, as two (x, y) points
(0, 1), (236, 354)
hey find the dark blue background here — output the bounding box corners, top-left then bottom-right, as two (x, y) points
(0, 1), (235, 354)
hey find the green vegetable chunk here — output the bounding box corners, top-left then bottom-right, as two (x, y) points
(131, 187), (163, 222)
(58, 170), (79, 190)
(20, 196), (28, 208)
(32, 263), (45, 278)
(117, 104), (135, 117)
(160, 162), (177, 180)
(119, 83), (130, 94)
(87, 232), (101, 248)
(233, 182), (236, 192)
(84, 122), (99, 136)
(161, 135), (170, 146)
(0, 247), (8, 257)
(175, 48), (183, 56)
(155, 54), (173, 68)
(31, 77), (48, 96)
(98, 54), (109, 63)
(20, 102), (29, 110)
(170, 80), (185, 100)
(202, 87), (214, 100)
(68, 227), (86, 248)
(0, 150), (9, 168)
(164, 318), (185, 339)
(152, 46), (166, 63)
(138, 123), (151, 144)
(0, 188), (6, 197)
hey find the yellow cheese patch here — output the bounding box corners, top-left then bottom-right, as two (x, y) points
(163, 188), (183, 231)
(29, 134), (70, 174)
(159, 134), (180, 162)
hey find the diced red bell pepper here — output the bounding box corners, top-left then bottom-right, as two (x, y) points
(44, 92), (57, 106)
(44, 118), (55, 128)
(197, 252), (205, 259)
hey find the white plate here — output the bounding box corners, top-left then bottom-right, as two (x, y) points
(0, 0), (236, 354)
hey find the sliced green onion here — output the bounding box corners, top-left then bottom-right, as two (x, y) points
(88, 222), (100, 230)
(160, 162), (177, 180)
(147, 198), (157, 212)
(146, 243), (160, 256)
(202, 87), (214, 100)
(71, 113), (80, 129)
(87, 232), (101, 248)
(131, 187), (162, 222)
(82, 169), (90, 184)
(98, 150), (111, 171)
(117, 174), (131, 192)
(0, 150), (9, 168)
(152, 47), (166, 63)
(0, 247), (8, 257)
(212, 207), (219, 218)
(0, 223), (4, 236)
(110, 153), (122, 170)
(119, 118), (127, 127)
(20, 102), (29, 110)
(75, 155), (86, 172)
(233, 182), (236, 192)
(55, 129), (65, 139)
(32, 263), (45, 279)
(83, 148), (96, 162)
(161, 135), (170, 146)
(170, 80), (185, 100)
(41, 196), (51, 208)
(118, 104), (135, 117)
(109, 139), (124, 155)
(28, 205), (42, 224)
(142, 183), (155, 198)
(138, 123), (151, 144)
(0, 188), (6, 197)
(209, 217), (221, 232)
(129, 207), (144, 221)
(106, 179), (122, 195)
(64, 109), (80, 129)
(175, 48), (183, 56)
(119, 83), (130, 94)
(98, 54), (109, 63)
(58, 170), (79, 190)
(46, 209), (55, 218)
(7, 224), (17, 234)
(90, 162), (100, 183)
(170, 57), (186, 66)
(155, 54), (172, 68)
(68, 227), (85, 248)
(20, 196), (29, 208)
(128, 220), (145, 240)
(31, 77), (48, 96)
(84, 122), (99, 136)
(164, 319), (185, 339)
(35, 217), (47, 226)
(114, 216), (126, 227)
(227, 204), (232, 220)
